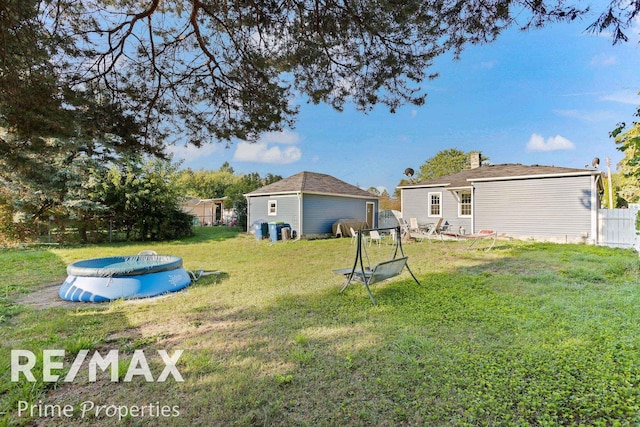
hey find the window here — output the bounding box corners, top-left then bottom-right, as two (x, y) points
(268, 200), (277, 216)
(459, 192), (472, 217)
(428, 192), (442, 217)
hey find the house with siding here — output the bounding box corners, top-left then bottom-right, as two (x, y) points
(180, 197), (235, 226)
(245, 171), (379, 239)
(399, 156), (604, 244)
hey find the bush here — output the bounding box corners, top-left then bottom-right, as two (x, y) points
(148, 209), (195, 241)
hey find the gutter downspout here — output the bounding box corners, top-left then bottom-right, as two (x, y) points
(245, 195), (250, 233)
(471, 188), (475, 234)
(297, 192), (302, 240)
(591, 174), (601, 245)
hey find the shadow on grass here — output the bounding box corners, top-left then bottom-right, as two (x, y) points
(172, 272), (506, 425)
(0, 251), (234, 426)
(5, 242), (639, 426)
(177, 226), (243, 244)
(172, 247), (640, 426)
(0, 304), (156, 426)
(52, 226), (244, 251)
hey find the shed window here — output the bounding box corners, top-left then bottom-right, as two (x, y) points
(459, 192), (472, 217)
(428, 192), (442, 217)
(268, 200), (277, 216)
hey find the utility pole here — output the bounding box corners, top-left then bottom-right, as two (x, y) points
(606, 157), (613, 209)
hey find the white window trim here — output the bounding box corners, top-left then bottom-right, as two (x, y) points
(457, 191), (472, 218)
(267, 200), (277, 216)
(366, 201), (376, 228)
(428, 192), (442, 218)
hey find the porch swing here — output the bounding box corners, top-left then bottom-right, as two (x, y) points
(332, 225), (421, 304)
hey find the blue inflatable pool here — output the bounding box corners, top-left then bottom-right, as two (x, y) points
(59, 255), (192, 302)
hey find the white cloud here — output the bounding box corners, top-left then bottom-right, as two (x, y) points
(259, 129), (301, 145)
(234, 142), (302, 164)
(165, 142), (225, 163)
(233, 130), (302, 164)
(478, 60), (495, 69)
(553, 109), (616, 122)
(590, 54), (617, 66)
(600, 90), (640, 105)
(526, 134), (575, 152)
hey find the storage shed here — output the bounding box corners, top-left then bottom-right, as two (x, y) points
(245, 171), (379, 239)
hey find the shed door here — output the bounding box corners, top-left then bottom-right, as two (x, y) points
(366, 202), (375, 228)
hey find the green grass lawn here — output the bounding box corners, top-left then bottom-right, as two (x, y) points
(1, 228), (639, 426)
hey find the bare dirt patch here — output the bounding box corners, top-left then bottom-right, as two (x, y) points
(13, 281), (190, 310)
(14, 281), (79, 310)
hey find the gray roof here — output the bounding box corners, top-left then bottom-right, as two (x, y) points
(246, 171), (377, 198)
(399, 164), (601, 189)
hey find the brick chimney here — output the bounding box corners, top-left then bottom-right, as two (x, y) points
(470, 152), (482, 169)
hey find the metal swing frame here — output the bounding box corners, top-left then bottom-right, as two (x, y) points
(333, 225), (421, 304)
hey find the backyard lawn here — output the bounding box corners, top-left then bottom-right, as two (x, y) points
(1, 227), (639, 426)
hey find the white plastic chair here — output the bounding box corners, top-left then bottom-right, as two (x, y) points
(350, 227), (369, 246)
(369, 230), (383, 246)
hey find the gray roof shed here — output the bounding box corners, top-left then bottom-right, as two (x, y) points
(246, 171), (376, 199)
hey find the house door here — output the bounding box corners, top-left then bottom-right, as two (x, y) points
(366, 202), (375, 228)
(214, 202), (223, 222)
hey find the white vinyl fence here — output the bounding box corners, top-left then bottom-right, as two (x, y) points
(598, 207), (639, 251)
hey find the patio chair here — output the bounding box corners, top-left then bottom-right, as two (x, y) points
(407, 217), (427, 242)
(398, 218), (411, 241)
(440, 229), (497, 250)
(350, 227), (369, 246)
(388, 228), (397, 244)
(369, 230), (383, 246)
(428, 218), (448, 240)
(411, 218), (444, 242)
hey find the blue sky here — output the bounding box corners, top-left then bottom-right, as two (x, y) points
(168, 7), (640, 194)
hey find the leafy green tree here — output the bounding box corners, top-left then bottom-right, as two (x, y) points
(605, 172), (633, 208)
(3, 0), (640, 241)
(378, 190), (400, 211)
(218, 162), (235, 175)
(176, 168), (240, 200)
(96, 156), (193, 241)
(417, 149), (487, 181)
(610, 116), (640, 204)
(263, 173), (283, 186)
(175, 167), (283, 230)
(225, 173), (283, 230)
(0, 1), (167, 240)
(6, 0), (636, 149)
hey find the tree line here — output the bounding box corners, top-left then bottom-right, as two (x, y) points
(0, 157), (282, 244)
(2, 1), (639, 243)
